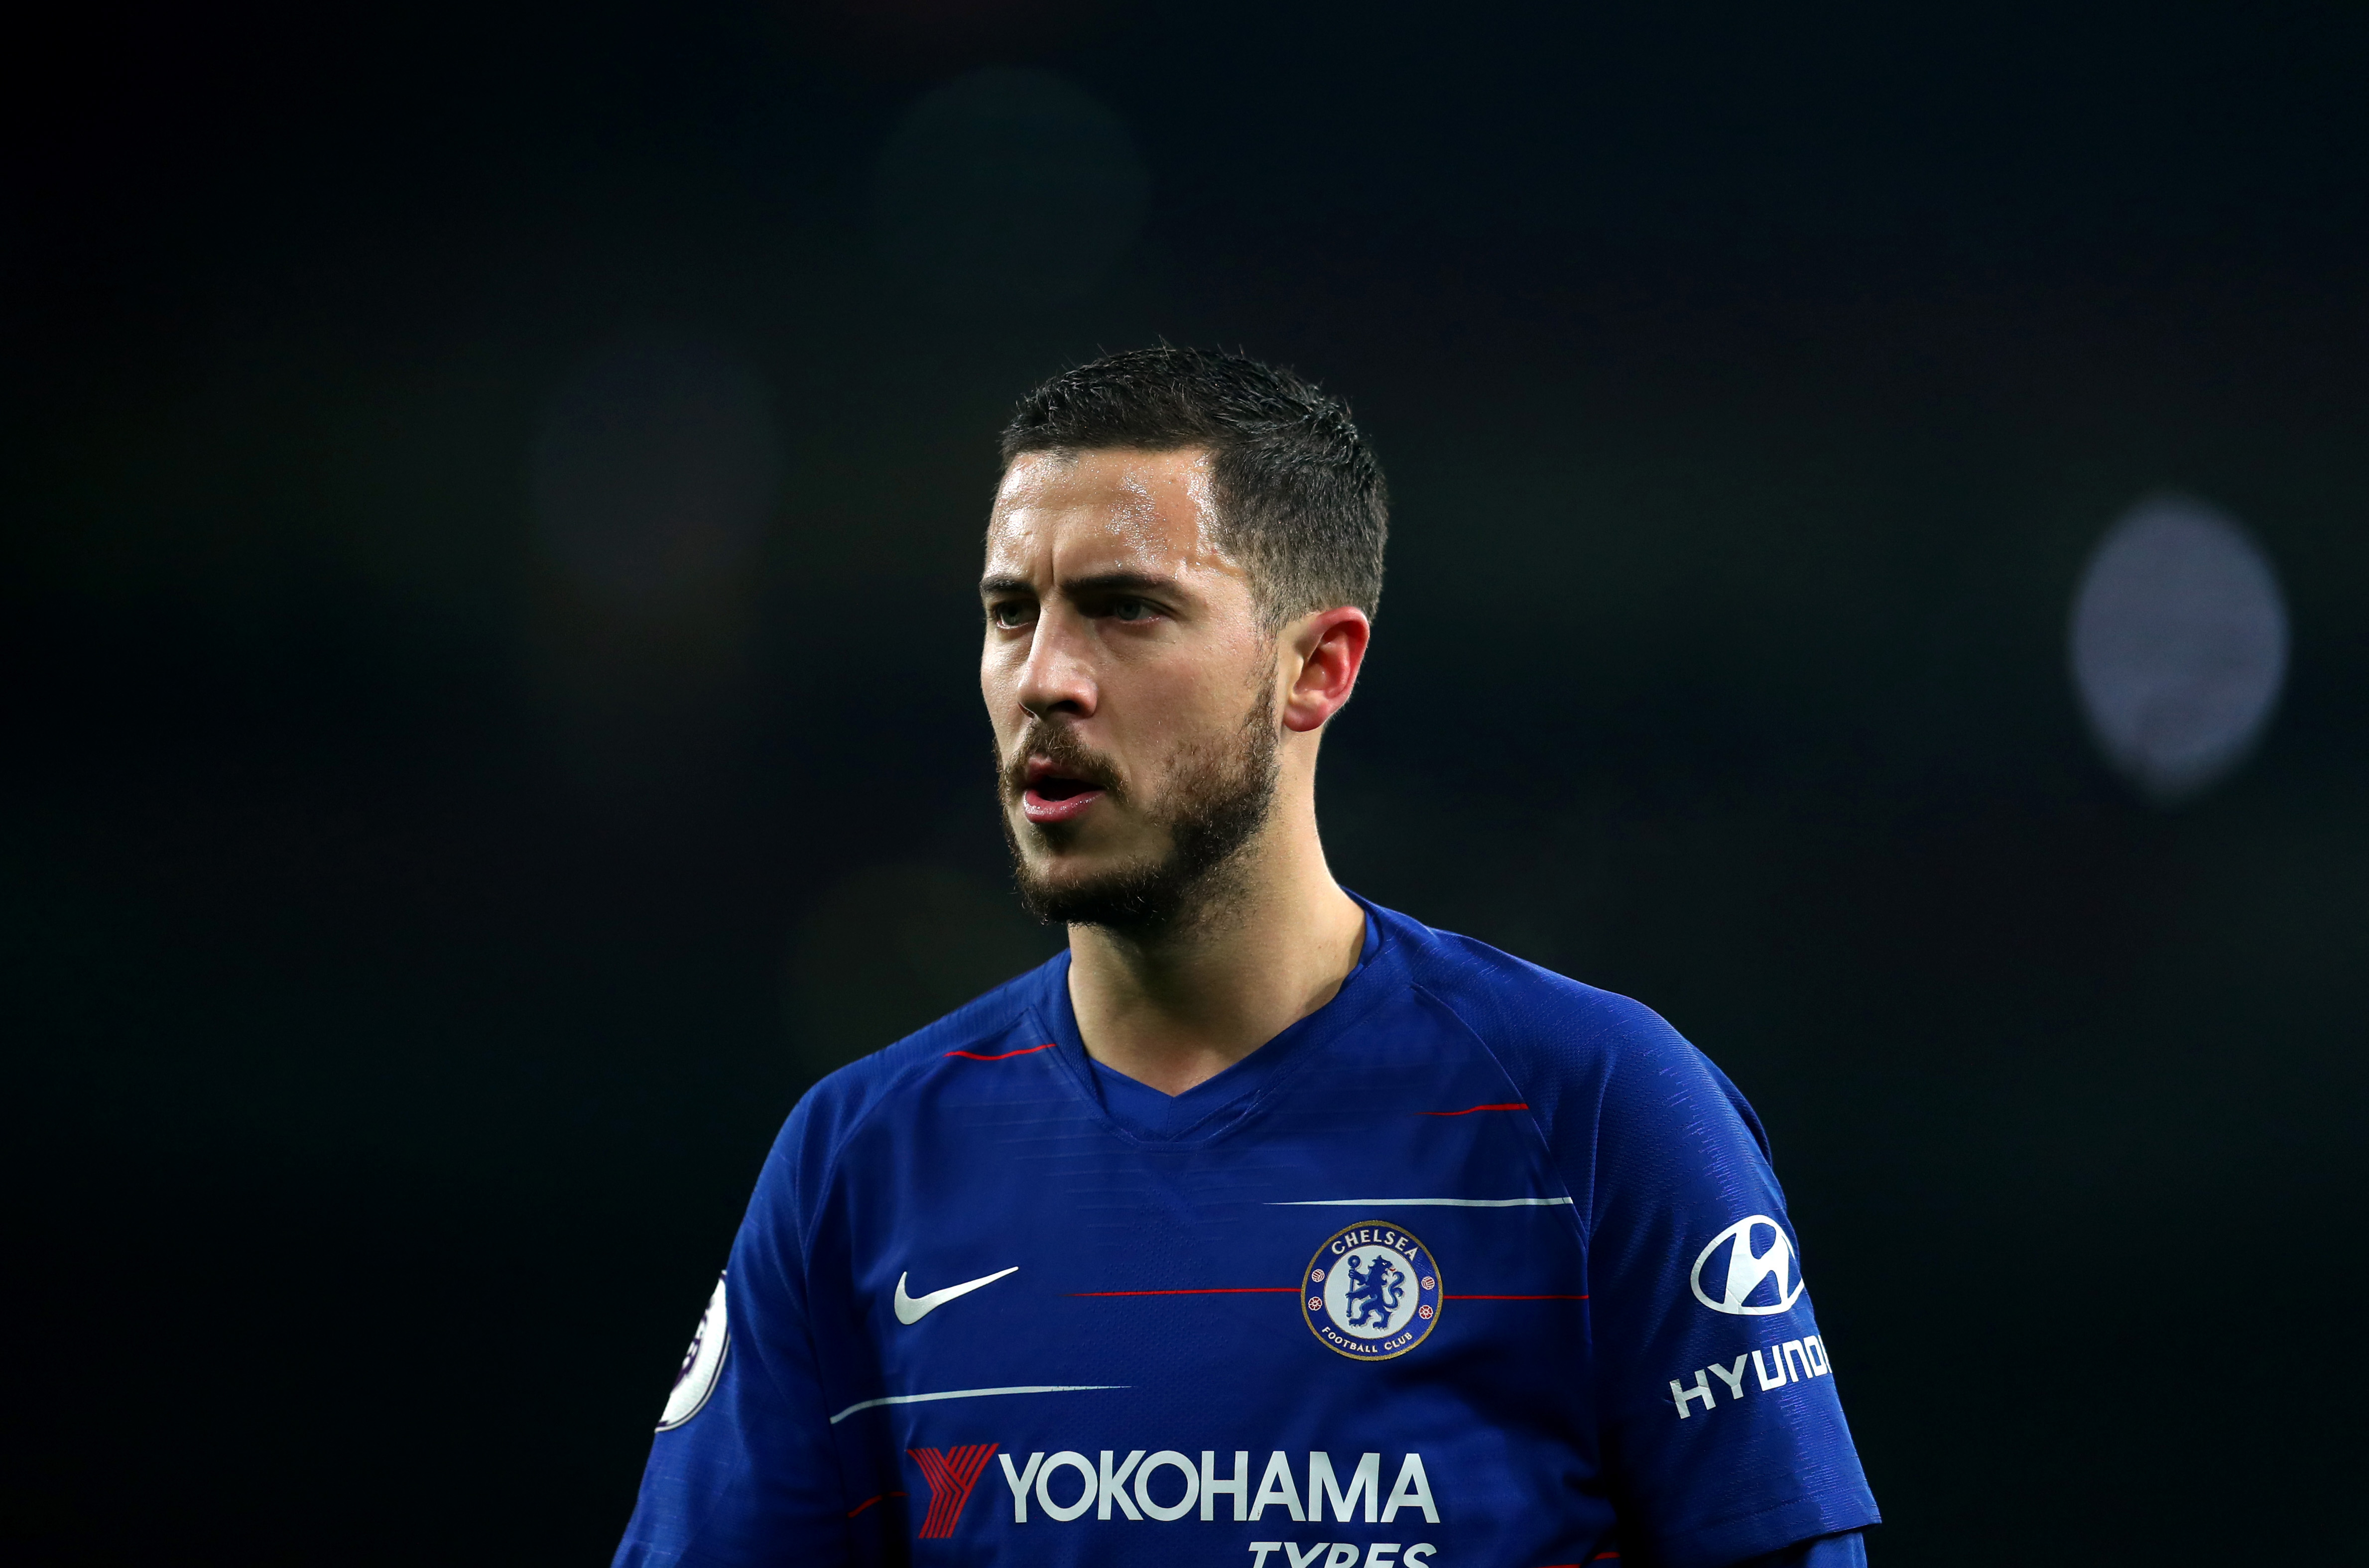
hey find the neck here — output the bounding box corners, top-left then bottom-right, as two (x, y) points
(1065, 792), (1366, 1097)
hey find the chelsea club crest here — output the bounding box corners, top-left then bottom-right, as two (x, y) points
(1302, 1221), (1443, 1361)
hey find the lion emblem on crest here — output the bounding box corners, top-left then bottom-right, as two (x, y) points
(1342, 1251), (1405, 1327)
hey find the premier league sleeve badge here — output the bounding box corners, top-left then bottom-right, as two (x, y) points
(1303, 1221), (1444, 1361)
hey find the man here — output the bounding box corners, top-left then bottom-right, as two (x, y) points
(614, 348), (1879, 1567)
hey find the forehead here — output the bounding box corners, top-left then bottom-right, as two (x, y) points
(985, 448), (1239, 582)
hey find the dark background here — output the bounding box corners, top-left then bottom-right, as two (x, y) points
(4, 2), (2364, 1562)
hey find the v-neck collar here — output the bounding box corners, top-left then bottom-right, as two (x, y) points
(1030, 897), (1393, 1145)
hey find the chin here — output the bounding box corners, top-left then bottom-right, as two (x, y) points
(1007, 850), (1155, 928)
(1001, 803), (1195, 931)
(1015, 850), (1120, 898)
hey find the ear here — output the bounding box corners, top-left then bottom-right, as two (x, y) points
(1279, 606), (1372, 734)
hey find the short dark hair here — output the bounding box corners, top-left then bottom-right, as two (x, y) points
(1000, 347), (1387, 625)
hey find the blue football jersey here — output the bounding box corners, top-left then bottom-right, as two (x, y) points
(615, 898), (1879, 1568)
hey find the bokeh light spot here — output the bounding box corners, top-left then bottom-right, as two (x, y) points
(2069, 493), (2288, 804)
(870, 67), (1150, 310)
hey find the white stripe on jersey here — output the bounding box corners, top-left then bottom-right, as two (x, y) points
(827, 1384), (1128, 1426)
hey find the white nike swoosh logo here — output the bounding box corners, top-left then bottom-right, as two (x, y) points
(893, 1266), (1019, 1325)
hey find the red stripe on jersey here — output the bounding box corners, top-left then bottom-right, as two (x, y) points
(944, 1043), (1057, 1062)
(845, 1491), (905, 1518)
(1421, 1101), (1530, 1116)
(1071, 1287), (1300, 1297)
(1446, 1293), (1589, 1301)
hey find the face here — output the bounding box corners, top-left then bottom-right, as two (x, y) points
(981, 448), (1282, 931)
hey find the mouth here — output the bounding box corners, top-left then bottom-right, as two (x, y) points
(1020, 757), (1109, 826)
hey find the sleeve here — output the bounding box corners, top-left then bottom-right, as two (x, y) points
(613, 1105), (853, 1568)
(1577, 1010), (1880, 1568)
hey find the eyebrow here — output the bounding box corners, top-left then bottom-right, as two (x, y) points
(978, 570), (1183, 599)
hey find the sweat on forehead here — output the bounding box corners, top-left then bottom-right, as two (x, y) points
(989, 449), (1241, 577)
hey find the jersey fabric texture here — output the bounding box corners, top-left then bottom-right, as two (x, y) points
(615, 897), (1879, 1568)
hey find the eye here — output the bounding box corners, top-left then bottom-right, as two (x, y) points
(1112, 598), (1152, 623)
(988, 601), (1033, 629)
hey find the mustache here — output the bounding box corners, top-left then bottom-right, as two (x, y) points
(1000, 720), (1126, 802)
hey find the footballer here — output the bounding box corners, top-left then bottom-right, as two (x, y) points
(613, 348), (1879, 1567)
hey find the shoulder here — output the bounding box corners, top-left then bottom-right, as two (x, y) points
(1371, 903), (1773, 1215)
(793, 960), (1057, 1138)
(1382, 906), (1681, 1066)
(750, 958), (1063, 1243)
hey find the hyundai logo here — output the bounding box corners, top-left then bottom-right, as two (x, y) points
(1689, 1215), (1807, 1316)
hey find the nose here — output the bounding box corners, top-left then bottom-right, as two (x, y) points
(1014, 608), (1098, 723)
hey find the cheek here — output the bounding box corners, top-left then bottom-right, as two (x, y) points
(1129, 660), (1255, 753)
(980, 649), (1021, 727)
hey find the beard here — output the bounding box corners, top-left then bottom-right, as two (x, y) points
(1000, 689), (1281, 937)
